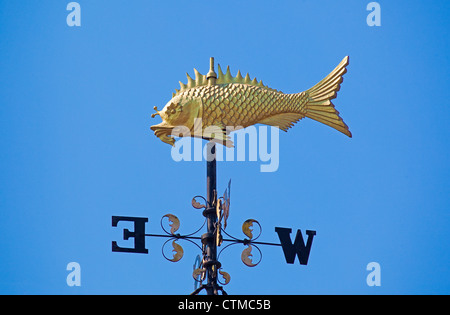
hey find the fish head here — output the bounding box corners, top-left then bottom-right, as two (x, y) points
(150, 94), (201, 146)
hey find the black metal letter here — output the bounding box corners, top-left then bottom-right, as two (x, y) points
(112, 216), (148, 254)
(275, 227), (316, 265)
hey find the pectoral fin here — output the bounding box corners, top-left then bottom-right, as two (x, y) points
(203, 123), (235, 148)
(209, 131), (235, 148)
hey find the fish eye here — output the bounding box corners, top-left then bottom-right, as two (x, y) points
(167, 102), (178, 115)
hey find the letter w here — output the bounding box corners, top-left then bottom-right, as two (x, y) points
(275, 227), (316, 265)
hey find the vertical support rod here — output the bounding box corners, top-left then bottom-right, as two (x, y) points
(205, 142), (217, 295)
(204, 57), (219, 295)
(206, 142), (217, 212)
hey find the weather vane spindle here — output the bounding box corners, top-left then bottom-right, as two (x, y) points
(203, 57), (220, 295)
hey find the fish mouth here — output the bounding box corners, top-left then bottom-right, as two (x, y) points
(150, 123), (175, 146)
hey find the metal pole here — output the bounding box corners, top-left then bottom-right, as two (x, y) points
(203, 141), (219, 295)
(200, 57), (220, 295)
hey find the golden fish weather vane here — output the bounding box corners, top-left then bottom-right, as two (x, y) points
(151, 57), (351, 146)
(113, 58), (346, 295)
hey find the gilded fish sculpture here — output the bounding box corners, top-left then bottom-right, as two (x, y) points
(151, 57), (351, 147)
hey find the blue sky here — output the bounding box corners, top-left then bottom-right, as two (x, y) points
(0, 0), (449, 294)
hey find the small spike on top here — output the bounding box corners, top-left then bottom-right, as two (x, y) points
(194, 69), (206, 85)
(217, 64), (225, 80)
(235, 70), (243, 82)
(186, 73), (195, 88)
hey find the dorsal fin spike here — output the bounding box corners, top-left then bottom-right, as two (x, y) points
(217, 64), (224, 77)
(224, 66), (233, 82)
(194, 68), (205, 85)
(179, 81), (186, 91)
(235, 70), (244, 83)
(186, 73), (195, 88)
(244, 73), (251, 84)
(251, 78), (258, 85)
(217, 64), (225, 84)
(193, 68), (200, 79)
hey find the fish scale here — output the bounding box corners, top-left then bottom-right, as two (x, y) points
(200, 84), (306, 129)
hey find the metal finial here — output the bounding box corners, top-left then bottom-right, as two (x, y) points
(207, 57), (217, 85)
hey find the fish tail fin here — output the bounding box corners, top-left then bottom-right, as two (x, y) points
(304, 56), (352, 137)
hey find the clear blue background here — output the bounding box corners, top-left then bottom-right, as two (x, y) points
(0, 0), (449, 294)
